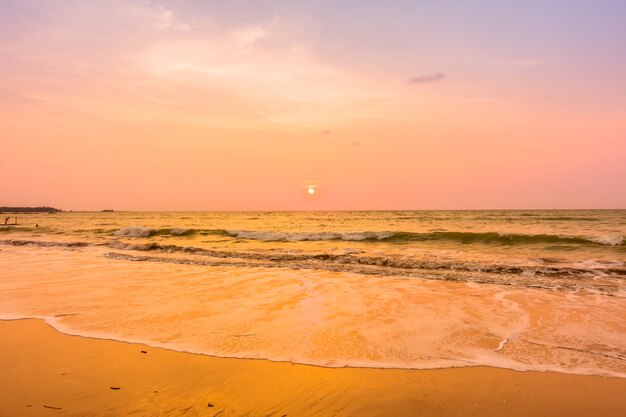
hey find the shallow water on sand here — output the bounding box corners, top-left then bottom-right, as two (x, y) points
(1, 210), (625, 376)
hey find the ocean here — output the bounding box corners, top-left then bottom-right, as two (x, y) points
(1, 210), (625, 377)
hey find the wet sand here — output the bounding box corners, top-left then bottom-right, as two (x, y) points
(1, 319), (625, 417)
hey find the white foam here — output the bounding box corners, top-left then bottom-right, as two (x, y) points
(3, 244), (626, 379)
(114, 226), (154, 237)
(226, 230), (394, 242)
(495, 337), (509, 352)
(588, 235), (623, 246)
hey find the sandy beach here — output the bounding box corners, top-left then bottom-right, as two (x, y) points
(1, 318), (625, 417)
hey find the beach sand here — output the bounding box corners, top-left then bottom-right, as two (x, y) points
(1, 319), (625, 417)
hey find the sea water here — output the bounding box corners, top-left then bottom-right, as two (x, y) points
(1, 210), (625, 376)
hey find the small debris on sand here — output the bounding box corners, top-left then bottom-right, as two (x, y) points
(43, 405), (62, 410)
(110, 387), (121, 390)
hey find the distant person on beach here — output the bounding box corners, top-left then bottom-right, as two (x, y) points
(4, 217), (9, 225)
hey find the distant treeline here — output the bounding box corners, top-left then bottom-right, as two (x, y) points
(0, 206), (63, 213)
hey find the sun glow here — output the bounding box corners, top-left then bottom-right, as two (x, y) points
(308, 186), (315, 195)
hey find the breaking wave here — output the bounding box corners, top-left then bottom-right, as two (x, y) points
(101, 250), (624, 293)
(113, 227), (198, 237)
(114, 226), (155, 237)
(47, 227), (626, 247)
(2, 239), (624, 293)
(223, 230), (623, 247)
(224, 230), (395, 241)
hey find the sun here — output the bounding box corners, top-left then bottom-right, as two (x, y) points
(308, 186), (315, 195)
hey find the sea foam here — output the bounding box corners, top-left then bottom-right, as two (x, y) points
(114, 226), (155, 237)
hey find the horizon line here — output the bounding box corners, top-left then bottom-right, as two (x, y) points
(4, 208), (625, 213)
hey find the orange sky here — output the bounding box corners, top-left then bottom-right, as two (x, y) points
(1, 1), (625, 210)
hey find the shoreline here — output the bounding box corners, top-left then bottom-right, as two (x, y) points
(2, 315), (625, 379)
(2, 318), (626, 416)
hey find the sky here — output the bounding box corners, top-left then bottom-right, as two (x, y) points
(1, 0), (625, 210)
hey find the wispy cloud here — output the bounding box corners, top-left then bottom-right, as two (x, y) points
(0, 0), (386, 129)
(407, 73), (445, 85)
